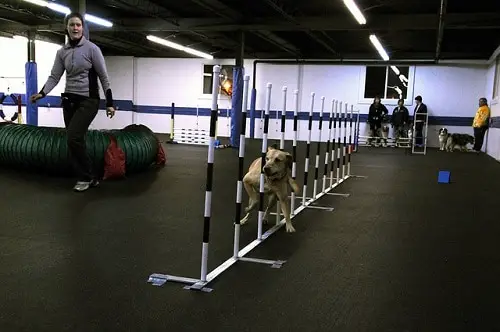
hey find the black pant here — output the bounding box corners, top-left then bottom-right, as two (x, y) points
(61, 94), (99, 181)
(473, 127), (488, 151)
(368, 122), (381, 144)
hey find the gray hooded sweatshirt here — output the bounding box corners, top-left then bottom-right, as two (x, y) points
(40, 36), (113, 107)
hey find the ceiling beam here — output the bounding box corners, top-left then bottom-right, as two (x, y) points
(261, 0), (341, 58)
(186, 0), (301, 57)
(2, 13), (500, 32)
(435, 0), (448, 61)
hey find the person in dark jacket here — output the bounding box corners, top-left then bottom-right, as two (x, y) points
(391, 98), (409, 145)
(367, 96), (388, 146)
(412, 95), (428, 146)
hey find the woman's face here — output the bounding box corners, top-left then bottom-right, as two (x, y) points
(398, 100), (403, 106)
(67, 17), (83, 40)
(374, 98), (380, 104)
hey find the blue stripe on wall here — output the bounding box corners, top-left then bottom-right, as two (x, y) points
(2, 93), (489, 127)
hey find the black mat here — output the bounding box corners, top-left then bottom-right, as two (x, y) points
(1, 136), (499, 332)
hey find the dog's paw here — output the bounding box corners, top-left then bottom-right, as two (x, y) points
(240, 213), (250, 225)
(285, 224), (296, 233)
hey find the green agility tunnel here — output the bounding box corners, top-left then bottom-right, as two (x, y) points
(0, 122), (166, 178)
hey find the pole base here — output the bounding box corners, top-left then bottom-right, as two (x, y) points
(326, 192), (351, 197)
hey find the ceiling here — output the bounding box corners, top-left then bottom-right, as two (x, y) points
(1, 0), (499, 61)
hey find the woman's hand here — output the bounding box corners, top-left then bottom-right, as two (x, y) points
(106, 107), (115, 118)
(29, 94), (43, 103)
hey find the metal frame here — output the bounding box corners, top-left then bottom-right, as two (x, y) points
(411, 112), (429, 155)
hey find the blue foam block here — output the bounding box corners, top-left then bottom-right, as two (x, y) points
(438, 170), (451, 184)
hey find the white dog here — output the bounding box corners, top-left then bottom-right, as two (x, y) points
(438, 127), (449, 151)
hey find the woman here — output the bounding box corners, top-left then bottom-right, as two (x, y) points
(391, 98), (409, 145)
(30, 12), (115, 192)
(472, 97), (490, 152)
(367, 96), (388, 146)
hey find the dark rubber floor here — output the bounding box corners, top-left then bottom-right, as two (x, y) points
(1, 136), (499, 332)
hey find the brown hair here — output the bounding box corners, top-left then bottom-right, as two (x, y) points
(64, 12), (84, 37)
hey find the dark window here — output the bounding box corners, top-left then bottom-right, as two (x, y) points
(364, 65), (410, 101)
(364, 66), (386, 99)
(203, 64), (234, 96)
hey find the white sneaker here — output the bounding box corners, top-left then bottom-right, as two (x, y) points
(73, 179), (99, 192)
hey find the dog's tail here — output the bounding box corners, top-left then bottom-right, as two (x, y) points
(288, 177), (301, 194)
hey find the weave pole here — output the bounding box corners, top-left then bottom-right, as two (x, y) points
(354, 109), (360, 152)
(147, 64), (221, 292)
(276, 86), (287, 225)
(293, 93), (335, 212)
(313, 96), (325, 199)
(348, 105), (354, 175)
(329, 100), (337, 188)
(233, 75), (250, 259)
(345, 107), (368, 179)
(16, 95), (22, 124)
(199, 64), (220, 285)
(166, 103), (175, 144)
(302, 92), (315, 206)
(342, 102), (348, 179)
(336, 101), (342, 184)
(290, 90), (299, 215)
(257, 83), (272, 241)
(323, 99), (334, 193)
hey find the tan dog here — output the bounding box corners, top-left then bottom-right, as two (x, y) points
(240, 145), (300, 233)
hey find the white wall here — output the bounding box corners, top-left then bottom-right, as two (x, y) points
(251, 62), (487, 146)
(0, 36), (66, 126)
(0, 35), (491, 149)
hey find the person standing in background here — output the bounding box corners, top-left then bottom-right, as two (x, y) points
(30, 12), (116, 192)
(472, 97), (490, 153)
(391, 98), (409, 146)
(412, 95), (427, 146)
(367, 96), (389, 146)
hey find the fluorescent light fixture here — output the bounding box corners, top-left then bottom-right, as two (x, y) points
(21, 0), (113, 27)
(147, 35), (214, 60)
(342, 0), (367, 25)
(390, 65), (400, 75)
(85, 14), (113, 28)
(23, 0), (47, 6)
(369, 34), (389, 61)
(46, 2), (70, 15)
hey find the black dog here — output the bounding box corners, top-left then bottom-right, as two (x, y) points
(445, 133), (474, 152)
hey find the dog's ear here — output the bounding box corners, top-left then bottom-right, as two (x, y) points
(268, 143), (279, 151)
(285, 152), (293, 170)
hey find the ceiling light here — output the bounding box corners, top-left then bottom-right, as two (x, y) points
(390, 66), (400, 75)
(23, 0), (47, 6)
(369, 34), (389, 61)
(84, 14), (113, 28)
(21, 0), (113, 28)
(342, 0), (367, 25)
(46, 2), (70, 15)
(147, 35), (214, 60)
